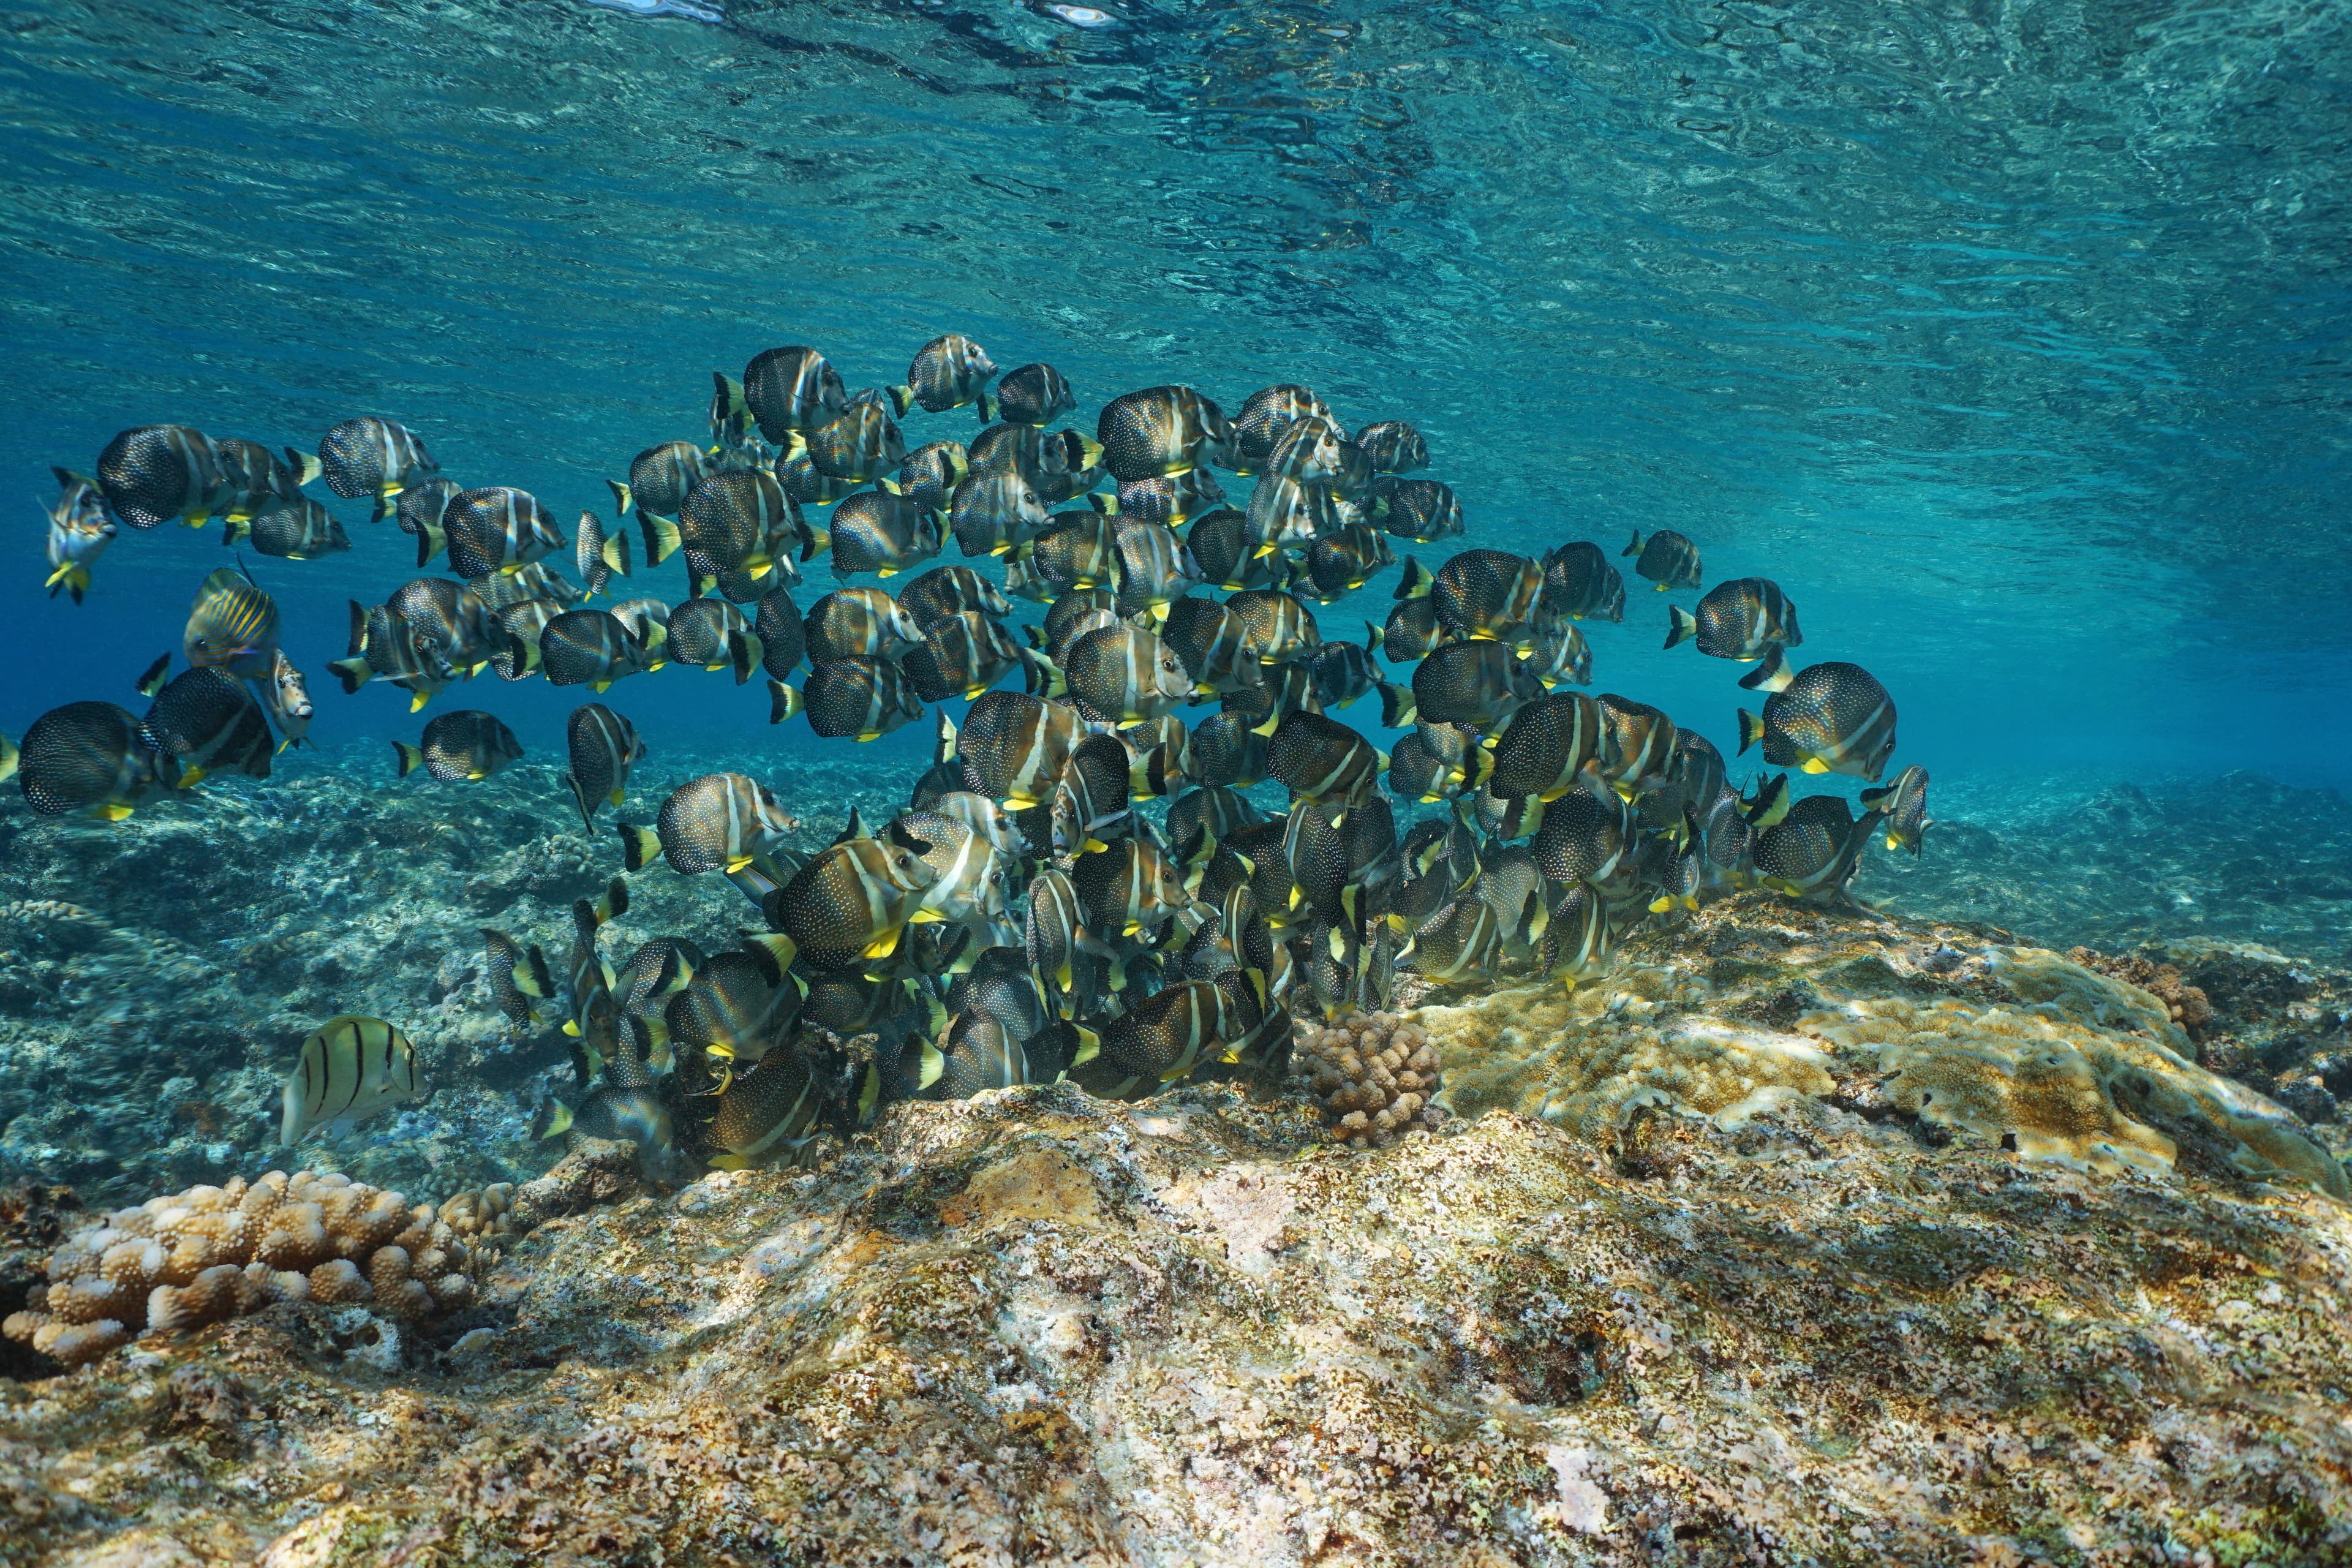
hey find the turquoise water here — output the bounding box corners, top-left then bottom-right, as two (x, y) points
(2, 0), (2348, 788)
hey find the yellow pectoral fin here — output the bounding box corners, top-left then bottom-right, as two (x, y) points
(856, 731), (882, 742)
(562, 1020), (581, 1036)
(609, 788), (625, 805)
(593, 680), (611, 693)
(179, 766), (210, 787)
(1123, 920), (1143, 937)
(878, 566), (898, 578)
(726, 856), (754, 873)
(1801, 758), (1831, 774)
(860, 927), (905, 959)
(409, 693), (430, 712)
(185, 511), (210, 527)
(92, 802), (135, 822)
(907, 908), (946, 924)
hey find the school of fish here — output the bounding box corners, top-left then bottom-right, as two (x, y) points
(9, 337), (1929, 1177)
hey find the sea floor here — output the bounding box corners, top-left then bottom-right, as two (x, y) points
(0, 752), (2346, 1566)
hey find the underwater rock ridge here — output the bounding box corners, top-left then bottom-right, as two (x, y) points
(0, 1057), (2345, 1567)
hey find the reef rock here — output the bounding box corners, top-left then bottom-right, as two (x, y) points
(1, 897), (2348, 1567)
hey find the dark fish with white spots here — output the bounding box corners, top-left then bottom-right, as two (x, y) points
(565, 703), (647, 830)
(1736, 652), (1898, 782)
(394, 709), (522, 783)
(1623, 527), (1702, 591)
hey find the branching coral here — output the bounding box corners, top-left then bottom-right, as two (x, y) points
(1294, 1011), (1447, 1150)
(1, 1169), (487, 1368)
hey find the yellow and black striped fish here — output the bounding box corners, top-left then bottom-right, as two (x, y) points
(1222, 589), (1322, 666)
(1624, 527), (1702, 591)
(883, 440), (971, 514)
(1352, 420), (1427, 474)
(279, 1015), (421, 1145)
(809, 402), (907, 483)
(1267, 711), (1385, 809)
(1061, 624), (1194, 726)
(1489, 693), (1602, 802)
(1229, 384), (1333, 474)
(1860, 763), (1931, 855)
(665, 598), (764, 683)
(1411, 639), (1542, 734)
(946, 693), (1097, 810)
(183, 566), (279, 680)
(992, 362), (1076, 427)
(798, 655), (928, 741)
(141, 667), (273, 786)
(1666, 576), (1800, 662)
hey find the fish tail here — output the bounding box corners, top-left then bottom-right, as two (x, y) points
(328, 656), (370, 695)
(639, 513), (682, 566)
(285, 447), (323, 488)
(391, 741), (426, 777)
(607, 479), (633, 516)
(884, 384), (916, 417)
(1621, 529), (1642, 557)
(766, 679), (804, 725)
(1665, 605), (1698, 650)
(615, 821), (663, 873)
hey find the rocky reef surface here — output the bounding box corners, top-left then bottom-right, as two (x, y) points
(1, 753), (2348, 1566)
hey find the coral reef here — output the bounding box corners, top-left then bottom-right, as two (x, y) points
(1428, 894), (2346, 1198)
(0, 1070), (2345, 1567)
(1294, 1009), (1447, 1148)
(1, 1169), (482, 1368)
(1, 758), (2348, 1564)
(0, 740), (913, 1207)
(2067, 945), (2215, 1035)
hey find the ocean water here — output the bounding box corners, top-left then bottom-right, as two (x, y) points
(2, 0), (2346, 796)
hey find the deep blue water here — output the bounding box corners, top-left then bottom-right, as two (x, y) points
(3, 0), (2348, 794)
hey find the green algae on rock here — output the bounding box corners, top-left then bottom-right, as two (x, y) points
(1425, 894), (2347, 1199)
